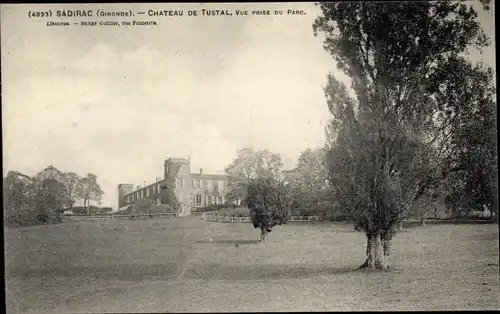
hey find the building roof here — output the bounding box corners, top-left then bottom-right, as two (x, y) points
(122, 179), (167, 197)
(166, 158), (190, 163)
(118, 204), (132, 212)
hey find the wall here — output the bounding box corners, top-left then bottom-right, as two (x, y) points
(118, 157), (237, 216)
(117, 184), (134, 208)
(174, 174), (228, 215)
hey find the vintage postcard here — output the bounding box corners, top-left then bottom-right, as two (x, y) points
(2, 2), (498, 313)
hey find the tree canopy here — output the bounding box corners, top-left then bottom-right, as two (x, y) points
(76, 173), (104, 214)
(247, 176), (292, 242)
(313, 0), (495, 268)
(225, 147), (284, 203)
(286, 148), (331, 216)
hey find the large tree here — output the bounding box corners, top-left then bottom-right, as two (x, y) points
(4, 169), (67, 226)
(225, 147), (284, 204)
(436, 60), (498, 219)
(314, 1), (493, 269)
(34, 166), (68, 214)
(286, 148), (331, 216)
(61, 172), (81, 211)
(76, 173), (104, 214)
(3, 171), (33, 218)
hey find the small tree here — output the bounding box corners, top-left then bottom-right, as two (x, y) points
(247, 177), (292, 242)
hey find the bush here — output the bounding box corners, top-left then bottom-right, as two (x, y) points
(210, 207), (250, 217)
(192, 203), (235, 213)
(72, 206), (104, 214)
(155, 204), (177, 213)
(321, 211), (351, 222)
(5, 211), (62, 228)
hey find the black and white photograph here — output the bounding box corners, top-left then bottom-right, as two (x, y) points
(2, 1), (498, 312)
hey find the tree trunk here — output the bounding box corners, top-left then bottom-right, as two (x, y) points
(383, 234), (392, 260)
(260, 227), (268, 242)
(398, 220), (403, 230)
(420, 216), (426, 227)
(85, 198), (90, 215)
(358, 232), (389, 270)
(372, 232), (388, 269)
(358, 233), (374, 269)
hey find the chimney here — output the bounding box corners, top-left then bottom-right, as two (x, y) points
(200, 168), (203, 175)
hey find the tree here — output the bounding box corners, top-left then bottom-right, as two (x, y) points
(34, 166), (67, 214)
(3, 171), (33, 219)
(34, 178), (67, 214)
(61, 172), (81, 211)
(435, 61), (498, 220)
(286, 148), (331, 216)
(35, 165), (65, 182)
(314, 1), (492, 269)
(225, 147), (284, 204)
(76, 173), (104, 214)
(247, 177), (292, 242)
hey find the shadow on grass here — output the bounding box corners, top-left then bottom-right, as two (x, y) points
(7, 262), (371, 282)
(195, 239), (261, 245)
(6, 263), (181, 281)
(7, 261), (405, 282)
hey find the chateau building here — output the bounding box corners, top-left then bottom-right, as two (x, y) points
(118, 157), (238, 216)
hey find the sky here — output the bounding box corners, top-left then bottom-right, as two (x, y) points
(1, 2), (495, 208)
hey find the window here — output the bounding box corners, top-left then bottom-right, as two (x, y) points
(218, 180), (224, 191)
(195, 194), (202, 207)
(217, 196), (223, 204)
(205, 180), (211, 189)
(194, 179), (201, 188)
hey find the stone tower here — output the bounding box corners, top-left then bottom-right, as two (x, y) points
(163, 157), (191, 216)
(164, 157), (190, 179)
(117, 183), (134, 208)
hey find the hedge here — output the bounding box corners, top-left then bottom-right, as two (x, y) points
(207, 207), (250, 217)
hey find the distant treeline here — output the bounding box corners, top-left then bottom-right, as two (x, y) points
(4, 166), (104, 227)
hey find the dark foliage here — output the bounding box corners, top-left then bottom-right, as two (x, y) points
(247, 177), (292, 233)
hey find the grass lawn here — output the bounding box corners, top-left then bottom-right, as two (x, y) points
(5, 217), (499, 312)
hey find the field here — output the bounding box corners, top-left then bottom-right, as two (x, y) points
(5, 217), (499, 313)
